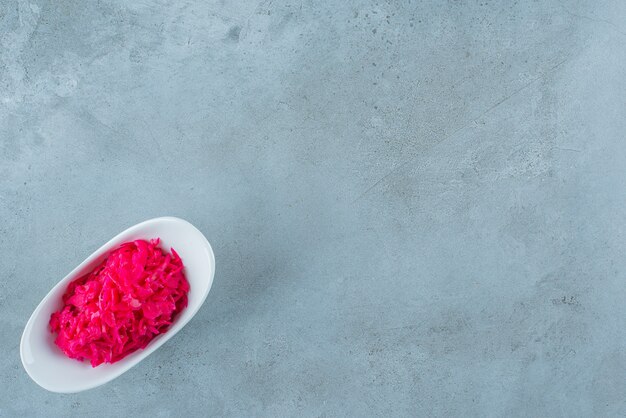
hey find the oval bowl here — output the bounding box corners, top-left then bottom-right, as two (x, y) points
(20, 216), (215, 393)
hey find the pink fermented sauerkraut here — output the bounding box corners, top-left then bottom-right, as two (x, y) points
(49, 239), (189, 367)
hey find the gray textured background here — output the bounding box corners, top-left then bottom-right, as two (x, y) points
(1, 0), (626, 416)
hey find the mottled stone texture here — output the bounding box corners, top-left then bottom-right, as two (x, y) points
(1, 0), (625, 416)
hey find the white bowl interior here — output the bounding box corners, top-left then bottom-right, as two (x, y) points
(20, 217), (215, 393)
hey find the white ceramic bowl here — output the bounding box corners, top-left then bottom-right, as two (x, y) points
(20, 217), (215, 393)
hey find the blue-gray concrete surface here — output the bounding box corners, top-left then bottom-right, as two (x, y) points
(1, 0), (625, 416)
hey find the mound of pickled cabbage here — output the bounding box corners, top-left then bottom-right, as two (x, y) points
(49, 239), (189, 367)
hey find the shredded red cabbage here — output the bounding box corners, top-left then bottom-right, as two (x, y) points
(49, 239), (189, 367)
